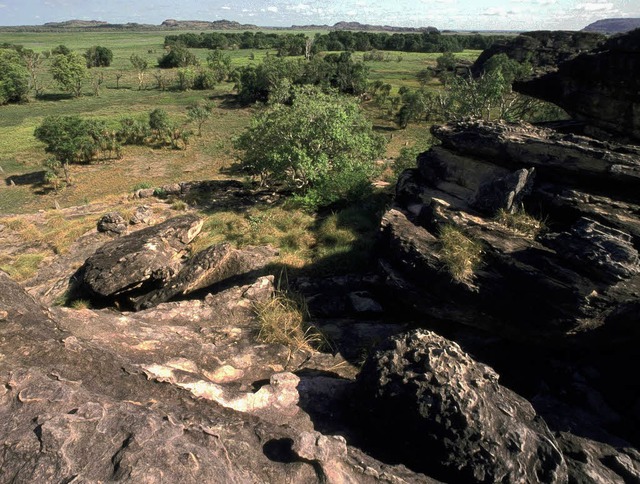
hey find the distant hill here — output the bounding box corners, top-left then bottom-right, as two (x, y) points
(330, 21), (438, 33)
(582, 18), (640, 34)
(43, 19), (109, 28)
(0, 18), (438, 33)
(160, 19), (259, 30)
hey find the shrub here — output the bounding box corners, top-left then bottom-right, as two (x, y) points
(84, 46), (113, 67)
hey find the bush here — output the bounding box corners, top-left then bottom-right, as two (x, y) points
(0, 49), (29, 104)
(158, 44), (198, 68)
(84, 46), (113, 67)
(234, 86), (386, 209)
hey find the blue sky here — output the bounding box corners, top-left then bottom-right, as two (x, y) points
(0, 0), (638, 30)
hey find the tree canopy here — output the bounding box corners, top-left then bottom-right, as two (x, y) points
(234, 86), (386, 208)
(0, 49), (29, 104)
(51, 52), (87, 97)
(84, 46), (113, 68)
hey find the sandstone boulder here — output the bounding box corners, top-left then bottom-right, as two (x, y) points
(132, 243), (278, 310)
(96, 212), (127, 235)
(358, 330), (568, 483)
(77, 214), (202, 303)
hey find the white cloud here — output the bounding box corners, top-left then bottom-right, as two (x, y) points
(286, 3), (311, 12)
(221, 6), (231, 10)
(0, 3), (6, 8)
(573, 2), (614, 11)
(266, 6), (278, 13)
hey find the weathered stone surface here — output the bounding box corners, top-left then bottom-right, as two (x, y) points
(515, 29), (640, 143)
(541, 217), (640, 283)
(129, 205), (153, 225)
(358, 330), (568, 483)
(96, 212), (127, 235)
(432, 120), (640, 188)
(77, 214), (203, 302)
(0, 270), (428, 483)
(132, 243), (278, 310)
(553, 432), (640, 484)
(472, 167), (535, 215)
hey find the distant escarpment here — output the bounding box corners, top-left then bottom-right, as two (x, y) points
(583, 18), (640, 34)
(515, 28), (640, 143)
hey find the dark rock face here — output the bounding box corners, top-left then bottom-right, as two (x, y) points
(78, 214), (203, 302)
(472, 30), (606, 76)
(382, 120), (640, 340)
(96, 212), (127, 235)
(358, 330), (568, 483)
(515, 29), (640, 143)
(379, 118), (640, 468)
(132, 243), (278, 310)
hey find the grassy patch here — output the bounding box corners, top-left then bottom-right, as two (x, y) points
(254, 289), (326, 352)
(495, 207), (544, 238)
(438, 225), (483, 284)
(0, 252), (45, 281)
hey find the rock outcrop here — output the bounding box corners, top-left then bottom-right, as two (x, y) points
(515, 29), (640, 143)
(78, 214), (203, 303)
(381, 119), (640, 342)
(132, 243), (278, 310)
(0, 270), (432, 483)
(472, 30), (606, 76)
(358, 330), (568, 483)
(378, 118), (640, 476)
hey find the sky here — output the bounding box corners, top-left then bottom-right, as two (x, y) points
(0, 0), (639, 30)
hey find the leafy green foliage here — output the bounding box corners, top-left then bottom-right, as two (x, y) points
(129, 54), (148, 89)
(84, 45), (113, 67)
(233, 52), (369, 105)
(234, 87), (386, 208)
(34, 115), (120, 184)
(0, 49), (29, 104)
(50, 52), (88, 97)
(158, 44), (198, 69)
(187, 102), (213, 136)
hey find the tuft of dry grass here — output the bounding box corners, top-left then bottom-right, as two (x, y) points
(495, 207), (544, 238)
(254, 290), (327, 353)
(69, 299), (92, 310)
(438, 225), (482, 284)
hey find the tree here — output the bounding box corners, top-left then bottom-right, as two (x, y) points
(234, 87), (386, 208)
(51, 44), (71, 56)
(0, 49), (29, 104)
(130, 54), (148, 90)
(187, 102), (213, 136)
(158, 44), (198, 68)
(149, 108), (170, 141)
(34, 116), (117, 185)
(51, 52), (87, 97)
(206, 49), (232, 83)
(20, 49), (43, 97)
(85, 46), (113, 67)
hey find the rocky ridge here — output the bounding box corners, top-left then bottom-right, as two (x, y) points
(2, 28), (640, 484)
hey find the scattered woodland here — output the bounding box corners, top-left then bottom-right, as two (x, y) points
(0, 28), (564, 280)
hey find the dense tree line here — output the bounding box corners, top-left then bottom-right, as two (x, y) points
(165, 31), (510, 54)
(233, 52), (368, 104)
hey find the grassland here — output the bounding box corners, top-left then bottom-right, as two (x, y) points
(0, 30), (480, 281)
